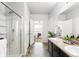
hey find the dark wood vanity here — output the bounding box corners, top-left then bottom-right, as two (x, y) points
(48, 40), (69, 57)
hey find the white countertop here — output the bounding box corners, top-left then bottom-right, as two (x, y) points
(48, 38), (79, 57)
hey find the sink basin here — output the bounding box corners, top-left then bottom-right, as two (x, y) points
(65, 45), (79, 56)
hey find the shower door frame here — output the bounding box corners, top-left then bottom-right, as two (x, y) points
(1, 2), (23, 57)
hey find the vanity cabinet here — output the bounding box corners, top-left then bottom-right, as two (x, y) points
(48, 40), (53, 56)
(48, 40), (69, 57)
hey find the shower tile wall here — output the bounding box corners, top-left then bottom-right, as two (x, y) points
(0, 3), (7, 39)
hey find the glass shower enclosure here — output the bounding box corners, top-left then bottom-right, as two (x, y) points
(0, 2), (23, 57)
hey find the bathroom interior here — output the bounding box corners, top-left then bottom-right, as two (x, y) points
(0, 2), (79, 57)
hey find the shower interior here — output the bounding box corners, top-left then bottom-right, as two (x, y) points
(0, 2), (23, 57)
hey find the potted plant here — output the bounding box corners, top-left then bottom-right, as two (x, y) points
(48, 31), (55, 38)
(63, 35), (70, 40)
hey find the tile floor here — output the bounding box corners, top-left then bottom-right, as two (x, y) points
(35, 38), (43, 42)
(27, 42), (50, 57)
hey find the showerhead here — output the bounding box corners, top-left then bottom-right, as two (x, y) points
(9, 11), (14, 14)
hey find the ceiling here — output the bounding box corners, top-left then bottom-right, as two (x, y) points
(61, 2), (79, 14)
(27, 2), (56, 14)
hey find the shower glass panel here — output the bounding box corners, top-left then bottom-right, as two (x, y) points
(7, 13), (21, 57)
(0, 2), (22, 57)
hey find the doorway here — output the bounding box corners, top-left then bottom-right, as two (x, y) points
(34, 20), (43, 42)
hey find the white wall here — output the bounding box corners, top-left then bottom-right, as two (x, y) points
(66, 7), (79, 36)
(48, 15), (72, 37)
(31, 14), (48, 43)
(23, 3), (30, 54)
(48, 16), (57, 32)
(57, 19), (72, 37)
(0, 3), (6, 38)
(30, 18), (34, 45)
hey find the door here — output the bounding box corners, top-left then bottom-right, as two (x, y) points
(11, 13), (21, 56)
(7, 13), (21, 56)
(12, 15), (20, 55)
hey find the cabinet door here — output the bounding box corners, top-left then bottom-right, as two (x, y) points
(48, 40), (53, 56)
(48, 40), (69, 57)
(52, 43), (69, 57)
(52, 43), (60, 57)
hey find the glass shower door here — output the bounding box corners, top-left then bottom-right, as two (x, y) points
(1, 2), (22, 57)
(5, 10), (22, 57)
(11, 13), (20, 56)
(7, 13), (21, 57)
